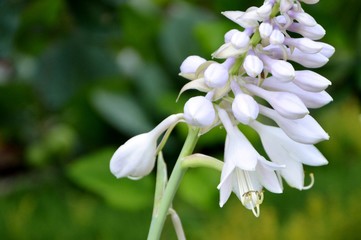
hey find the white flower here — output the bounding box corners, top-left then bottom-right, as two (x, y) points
(284, 37), (323, 54)
(184, 96), (215, 127)
(288, 23), (326, 40)
(259, 105), (329, 144)
(265, 45), (329, 68)
(204, 63), (229, 88)
(294, 70), (331, 92)
(261, 54), (295, 81)
(250, 121), (328, 189)
(288, 11), (317, 27)
(110, 114), (183, 179)
(245, 84), (309, 119)
(243, 54), (264, 77)
(262, 76), (333, 109)
(232, 93), (259, 124)
(217, 108), (282, 216)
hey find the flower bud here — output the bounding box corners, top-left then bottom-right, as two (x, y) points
(232, 93), (259, 124)
(243, 54), (264, 77)
(110, 114), (183, 179)
(257, 2), (272, 19)
(294, 70), (331, 92)
(288, 23), (325, 40)
(259, 105), (329, 144)
(300, 0), (319, 4)
(230, 31), (250, 49)
(224, 29), (239, 43)
(246, 84), (308, 119)
(179, 55), (207, 80)
(280, 0), (293, 13)
(284, 37), (323, 54)
(184, 96), (216, 127)
(110, 133), (157, 180)
(180, 55), (206, 74)
(270, 29), (285, 45)
(289, 48), (329, 68)
(259, 22), (273, 39)
(319, 43), (335, 58)
(289, 11), (317, 27)
(261, 55), (295, 82)
(204, 63), (229, 88)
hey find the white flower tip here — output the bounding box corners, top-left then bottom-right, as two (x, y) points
(271, 60), (295, 82)
(204, 63), (229, 88)
(232, 94), (259, 124)
(270, 29), (285, 45)
(184, 96), (216, 127)
(243, 54), (264, 77)
(230, 31), (250, 49)
(180, 55), (206, 74)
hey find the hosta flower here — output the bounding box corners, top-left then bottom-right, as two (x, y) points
(110, 114), (183, 179)
(177, 0), (334, 216)
(250, 121), (328, 189)
(110, 0), (335, 227)
(217, 108), (282, 216)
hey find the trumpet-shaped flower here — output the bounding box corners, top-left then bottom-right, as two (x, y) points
(217, 108), (283, 216)
(251, 121), (328, 189)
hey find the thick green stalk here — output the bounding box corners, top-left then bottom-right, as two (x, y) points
(147, 126), (200, 240)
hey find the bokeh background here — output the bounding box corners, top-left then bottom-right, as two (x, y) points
(1, 0), (361, 239)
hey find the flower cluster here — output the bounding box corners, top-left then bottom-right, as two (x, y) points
(179, 0), (333, 216)
(110, 0), (333, 218)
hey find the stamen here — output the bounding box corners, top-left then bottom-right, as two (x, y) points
(241, 191), (264, 217)
(302, 173), (315, 190)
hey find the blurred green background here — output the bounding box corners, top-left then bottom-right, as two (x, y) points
(1, 0), (361, 239)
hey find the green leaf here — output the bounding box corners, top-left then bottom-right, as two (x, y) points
(66, 148), (155, 210)
(91, 90), (153, 135)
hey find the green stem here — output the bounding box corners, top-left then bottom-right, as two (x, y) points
(181, 154), (224, 172)
(147, 126), (200, 240)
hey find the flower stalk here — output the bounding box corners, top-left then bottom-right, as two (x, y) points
(147, 126), (200, 240)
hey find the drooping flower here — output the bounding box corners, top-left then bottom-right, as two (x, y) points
(250, 121), (328, 189)
(110, 114), (183, 179)
(217, 108), (282, 216)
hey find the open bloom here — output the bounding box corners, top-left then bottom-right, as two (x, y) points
(217, 108), (282, 216)
(110, 114), (183, 179)
(251, 121), (328, 189)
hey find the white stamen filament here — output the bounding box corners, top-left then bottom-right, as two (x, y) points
(302, 173), (315, 190)
(235, 169), (264, 217)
